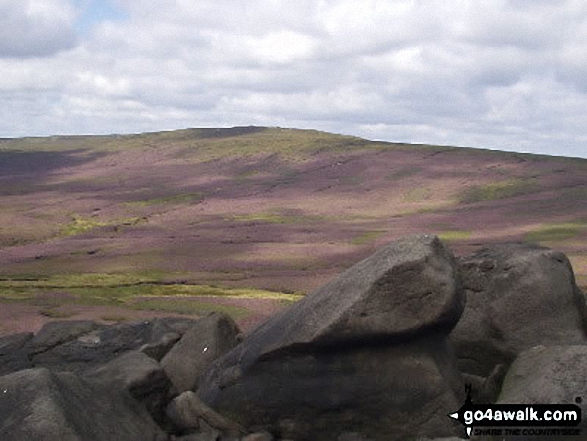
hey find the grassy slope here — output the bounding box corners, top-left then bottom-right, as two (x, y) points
(1, 126), (586, 320)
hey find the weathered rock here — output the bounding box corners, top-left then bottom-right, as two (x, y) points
(0, 318), (198, 376)
(451, 244), (587, 378)
(461, 363), (508, 404)
(338, 432), (374, 441)
(481, 363), (508, 404)
(30, 320), (101, 354)
(167, 391), (245, 437)
(31, 319), (178, 372)
(496, 345), (587, 440)
(0, 367), (167, 441)
(198, 235), (465, 441)
(0, 332), (33, 375)
(243, 432), (274, 441)
(154, 316), (200, 335)
(161, 312), (240, 392)
(86, 350), (173, 424)
(0, 332), (33, 353)
(175, 432), (219, 441)
(140, 331), (181, 361)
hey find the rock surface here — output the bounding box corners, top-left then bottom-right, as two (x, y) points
(87, 350), (173, 425)
(167, 390), (245, 436)
(0, 332), (33, 375)
(10, 317), (196, 373)
(198, 235), (465, 441)
(30, 320), (101, 354)
(496, 345), (587, 440)
(0, 367), (167, 441)
(161, 312), (240, 392)
(450, 244), (587, 378)
(140, 331), (181, 361)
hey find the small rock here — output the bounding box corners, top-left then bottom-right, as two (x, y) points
(167, 391), (244, 437)
(140, 331), (181, 361)
(242, 432), (274, 441)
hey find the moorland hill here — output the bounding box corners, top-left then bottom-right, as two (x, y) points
(0, 127), (585, 330)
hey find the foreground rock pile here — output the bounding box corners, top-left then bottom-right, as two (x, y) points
(1, 235), (585, 441)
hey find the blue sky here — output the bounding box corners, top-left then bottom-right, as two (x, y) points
(1, 0), (586, 159)
(73, 0), (128, 35)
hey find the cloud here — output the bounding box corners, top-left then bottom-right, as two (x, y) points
(0, 0), (78, 58)
(1, 0), (587, 158)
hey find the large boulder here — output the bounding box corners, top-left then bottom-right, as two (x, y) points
(450, 244), (587, 378)
(0, 367), (168, 441)
(161, 312), (240, 392)
(197, 235), (466, 441)
(496, 345), (587, 440)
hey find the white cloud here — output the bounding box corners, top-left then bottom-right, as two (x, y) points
(0, 0), (78, 57)
(1, 0), (586, 158)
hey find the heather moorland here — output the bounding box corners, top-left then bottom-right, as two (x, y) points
(1, 127), (585, 334)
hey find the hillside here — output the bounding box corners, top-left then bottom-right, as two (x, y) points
(0, 127), (586, 330)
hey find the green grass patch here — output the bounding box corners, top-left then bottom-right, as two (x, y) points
(386, 167), (422, 181)
(57, 215), (147, 238)
(101, 315), (130, 322)
(561, 186), (587, 201)
(0, 272), (164, 288)
(402, 187), (431, 202)
(229, 213), (294, 224)
(235, 170), (261, 180)
(0, 273), (301, 303)
(126, 192), (204, 207)
(0, 273), (301, 323)
(129, 298), (251, 319)
(60, 216), (108, 236)
(458, 179), (538, 204)
(437, 231), (472, 242)
(351, 230), (386, 245)
(39, 307), (75, 318)
(524, 222), (587, 243)
(228, 211), (325, 225)
(339, 176), (364, 186)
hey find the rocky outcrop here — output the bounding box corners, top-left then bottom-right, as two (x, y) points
(450, 244), (587, 378)
(197, 235), (466, 441)
(31, 319), (170, 372)
(0, 316), (199, 376)
(0, 367), (168, 441)
(1, 236), (586, 441)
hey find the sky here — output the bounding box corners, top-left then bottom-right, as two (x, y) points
(1, 0), (587, 158)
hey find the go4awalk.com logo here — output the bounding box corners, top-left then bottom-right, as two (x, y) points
(448, 384), (582, 438)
